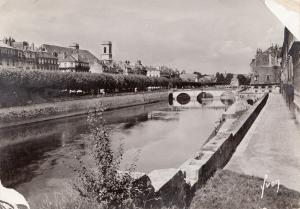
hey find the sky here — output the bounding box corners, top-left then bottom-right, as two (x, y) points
(0, 0), (284, 74)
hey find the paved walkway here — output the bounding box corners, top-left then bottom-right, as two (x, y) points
(226, 93), (300, 192)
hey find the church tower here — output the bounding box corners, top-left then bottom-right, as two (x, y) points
(101, 41), (112, 62)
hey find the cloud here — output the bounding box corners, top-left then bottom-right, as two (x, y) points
(0, 0), (284, 74)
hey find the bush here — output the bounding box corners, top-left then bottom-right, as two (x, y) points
(74, 108), (137, 208)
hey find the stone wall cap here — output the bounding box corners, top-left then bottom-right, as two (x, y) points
(148, 168), (180, 192)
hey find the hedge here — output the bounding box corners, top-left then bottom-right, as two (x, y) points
(0, 68), (216, 93)
(0, 68), (171, 92)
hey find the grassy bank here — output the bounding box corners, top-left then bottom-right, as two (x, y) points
(190, 169), (300, 209)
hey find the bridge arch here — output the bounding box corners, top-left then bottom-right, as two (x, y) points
(168, 93), (173, 105)
(176, 93), (191, 105)
(220, 91), (235, 106)
(196, 92), (214, 104)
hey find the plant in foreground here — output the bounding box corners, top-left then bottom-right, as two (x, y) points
(74, 107), (137, 209)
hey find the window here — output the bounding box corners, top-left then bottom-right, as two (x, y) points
(104, 47), (106, 53)
(266, 75), (270, 81)
(254, 75), (258, 81)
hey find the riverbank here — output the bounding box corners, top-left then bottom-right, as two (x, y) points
(0, 91), (171, 128)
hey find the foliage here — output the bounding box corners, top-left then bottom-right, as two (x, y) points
(0, 68), (171, 93)
(237, 74), (251, 85)
(215, 72), (233, 85)
(159, 66), (180, 79)
(225, 73), (233, 85)
(74, 109), (136, 209)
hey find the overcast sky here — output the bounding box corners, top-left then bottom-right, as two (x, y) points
(0, 0), (284, 74)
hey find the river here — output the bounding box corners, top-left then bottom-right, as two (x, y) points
(0, 96), (233, 201)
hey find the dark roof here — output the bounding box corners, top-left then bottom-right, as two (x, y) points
(41, 44), (100, 64)
(36, 51), (57, 59)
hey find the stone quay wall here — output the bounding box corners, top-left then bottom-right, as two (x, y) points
(0, 91), (171, 128)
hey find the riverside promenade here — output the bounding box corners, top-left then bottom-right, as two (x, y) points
(226, 93), (300, 192)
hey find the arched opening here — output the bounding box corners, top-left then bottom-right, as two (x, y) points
(197, 92), (213, 104)
(168, 93), (173, 105)
(176, 93), (191, 105)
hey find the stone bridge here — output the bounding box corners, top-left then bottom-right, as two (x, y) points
(171, 89), (261, 106)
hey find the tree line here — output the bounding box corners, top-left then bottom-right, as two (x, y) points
(0, 68), (208, 94)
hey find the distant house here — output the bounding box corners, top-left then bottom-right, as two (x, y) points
(0, 38), (58, 71)
(36, 51), (59, 70)
(146, 67), (160, 77)
(180, 73), (198, 82)
(198, 75), (216, 84)
(0, 41), (23, 69)
(41, 44), (103, 73)
(250, 45), (281, 86)
(230, 75), (240, 87)
(12, 41), (37, 70)
(57, 52), (90, 72)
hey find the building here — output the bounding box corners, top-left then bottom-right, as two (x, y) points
(250, 46), (281, 87)
(12, 41), (37, 70)
(1, 38), (59, 71)
(180, 73), (198, 82)
(58, 52), (90, 72)
(0, 40), (23, 69)
(198, 75), (216, 84)
(36, 51), (59, 70)
(101, 41), (112, 62)
(41, 44), (102, 73)
(146, 67), (160, 77)
(265, 0), (300, 122)
(230, 74), (239, 87)
(280, 27), (300, 118)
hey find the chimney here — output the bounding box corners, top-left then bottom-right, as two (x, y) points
(70, 43), (79, 50)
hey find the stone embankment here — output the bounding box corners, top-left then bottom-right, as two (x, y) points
(131, 93), (269, 208)
(0, 91), (170, 128)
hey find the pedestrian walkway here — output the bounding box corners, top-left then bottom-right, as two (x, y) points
(226, 93), (300, 192)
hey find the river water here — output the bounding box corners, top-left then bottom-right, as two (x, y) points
(0, 96), (233, 200)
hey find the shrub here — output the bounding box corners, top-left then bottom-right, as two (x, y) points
(74, 108), (137, 209)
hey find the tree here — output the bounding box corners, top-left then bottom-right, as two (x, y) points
(193, 72), (202, 79)
(237, 74), (251, 85)
(216, 72), (226, 84)
(225, 73), (233, 85)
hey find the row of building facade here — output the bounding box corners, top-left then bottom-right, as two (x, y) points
(0, 38), (106, 73)
(0, 38), (179, 77)
(249, 30), (300, 121)
(251, 0), (300, 122)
